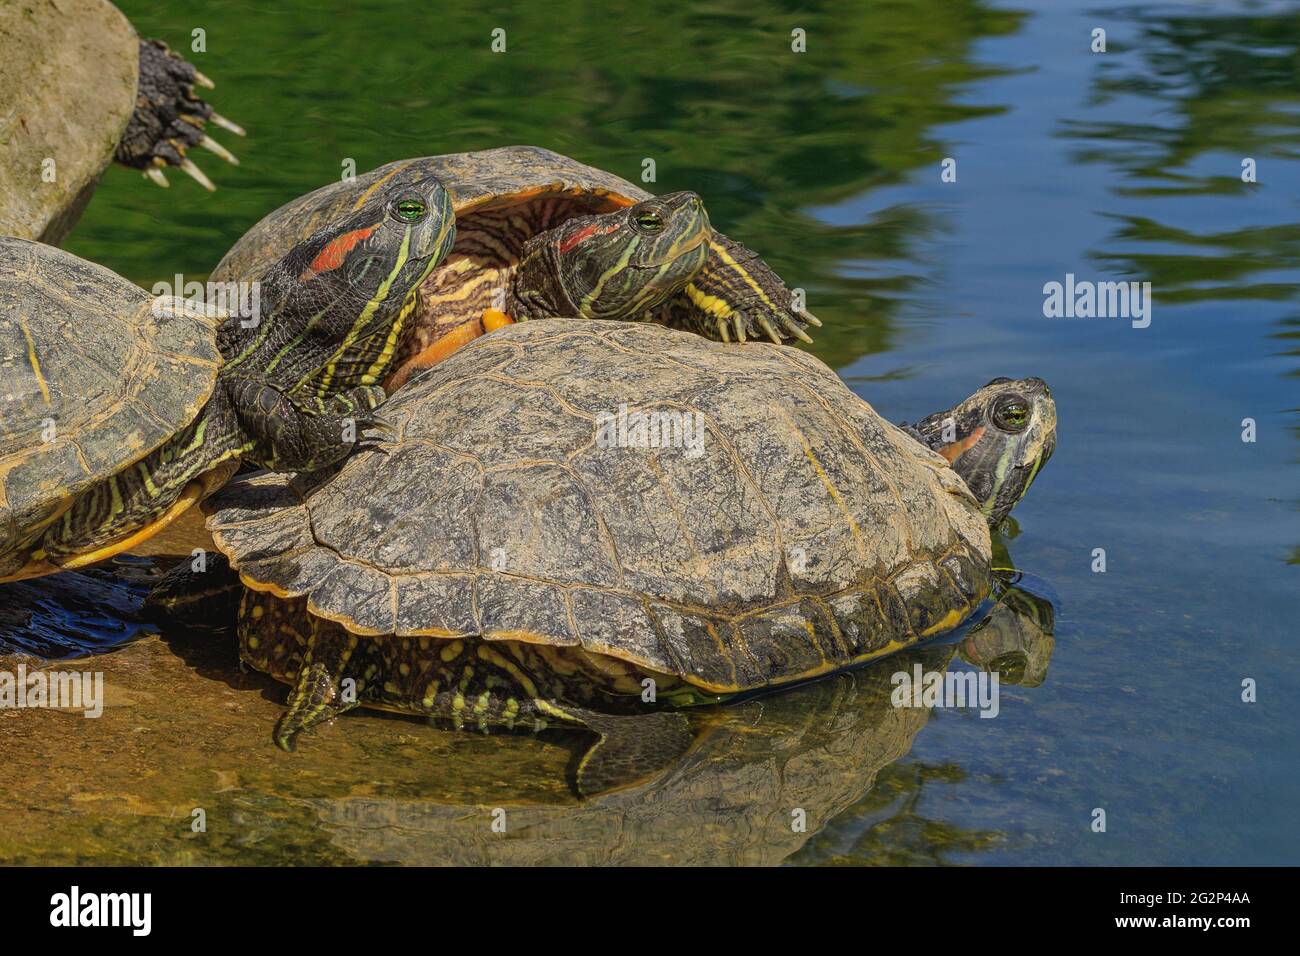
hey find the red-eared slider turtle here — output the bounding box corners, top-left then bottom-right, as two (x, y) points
(0, 0), (245, 244)
(152, 320), (1056, 793)
(211, 146), (821, 389)
(0, 171), (455, 582)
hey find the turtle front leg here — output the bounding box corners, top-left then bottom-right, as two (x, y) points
(660, 233), (821, 344)
(274, 629), (360, 751)
(115, 39), (245, 190)
(227, 377), (390, 473)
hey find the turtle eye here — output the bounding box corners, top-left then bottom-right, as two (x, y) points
(633, 207), (665, 233)
(391, 198), (427, 223)
(992, 394), (1030, 432)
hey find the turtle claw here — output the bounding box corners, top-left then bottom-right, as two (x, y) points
(799, 309), (822, 328)
(357, 415), (396, 453)
(209, 112), (247, 137)
(358, 436), (392, 457)
(756, 314), (783, 344)
(143, 166), (170, 188)
(192, 69), (215, 90)
(732, 314), (747, 343)
(716, 316), (731, 343)
(179, 158), (216, 192)
(781, 314), (815, 344)
(272, 713), (300, 752)
(200, 134), (239, 166)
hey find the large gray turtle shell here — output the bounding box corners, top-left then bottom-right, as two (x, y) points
(0, 0), (139, 243)
(0, 238), (222, 560)
(208, 320), (991, 692)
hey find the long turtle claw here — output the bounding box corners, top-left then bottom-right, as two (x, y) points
(114, 39), (244, 191)
(199, 134), (239, 166)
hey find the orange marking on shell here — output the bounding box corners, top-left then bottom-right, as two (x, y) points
(937, 425), (985, 464)
(302, 224), (379, 278)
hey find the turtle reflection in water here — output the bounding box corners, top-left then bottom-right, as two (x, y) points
(150, 319), (1056, 794)
(297, 579), (1057, 863)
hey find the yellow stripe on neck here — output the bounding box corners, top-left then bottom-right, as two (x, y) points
(311, 227), (413, 397)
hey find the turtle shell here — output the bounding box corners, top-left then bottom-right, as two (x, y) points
(213, 146), (646, 284)
(0, 0), (140, 243)
(206, 320), (992, 695)
(0, 237), (222, 567)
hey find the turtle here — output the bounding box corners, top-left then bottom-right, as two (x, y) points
(0, 169), (456, 582)
(149, 319), (1056, 794)
(0, 0), (244, 245)
(211, 146), (822, 390)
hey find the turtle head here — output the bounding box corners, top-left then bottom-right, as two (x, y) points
(512, 191), (711, 320)
(908, 377), (1057, 526)
(250, 171), (456, 375)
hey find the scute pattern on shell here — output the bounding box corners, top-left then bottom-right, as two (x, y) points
(0, 238), (222, 559)
(207, 320), (992, 693)
(212, 146), (650, 285)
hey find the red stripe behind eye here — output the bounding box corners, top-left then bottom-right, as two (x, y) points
(937, 425), (985, 464)
(558, 221), (624, 254)
(301, 224), (380, 278)
(558, 223), (599, 254)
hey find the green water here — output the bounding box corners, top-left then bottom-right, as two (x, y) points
(4, 0), (1296, 864)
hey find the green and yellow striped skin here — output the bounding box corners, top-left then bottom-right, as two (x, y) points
(143, 574), (696, 792)
(258, 594), (700, 794)
(1, 173), (455, 579)
(668, 232), (820, 345)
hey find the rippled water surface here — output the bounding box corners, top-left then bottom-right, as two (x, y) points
(2, 0), (1296, 864)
